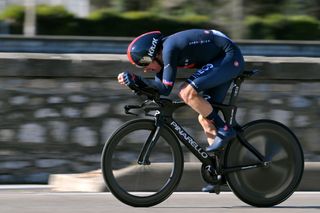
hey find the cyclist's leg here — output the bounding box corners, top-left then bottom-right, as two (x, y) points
(191, 75), (235, 193)
(180, 51), (244, 134)
(179, 55), (242, 118)
(185, 55), (243, 153)
(185, 55), (244, 192)
(187, 56), (241, 127)
(198, 82), (232, 145)
(179, 82), (213, 116)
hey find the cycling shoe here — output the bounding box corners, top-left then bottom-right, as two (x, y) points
(202, 184), (220, 194)
(206, 127), (236, 152)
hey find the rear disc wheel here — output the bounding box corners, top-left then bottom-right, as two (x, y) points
(225, 120), (304, 207)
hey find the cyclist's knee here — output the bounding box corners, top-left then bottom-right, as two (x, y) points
(198, 114), (207, 126)
(198, 114), (211, 124)
(178, 83), (198, 103)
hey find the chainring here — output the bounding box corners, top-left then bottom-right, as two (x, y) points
(201, 163), (220, 184)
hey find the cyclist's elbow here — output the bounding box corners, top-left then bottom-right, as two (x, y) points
(162, 91), (171, 96)
(159, 86), (172, 96)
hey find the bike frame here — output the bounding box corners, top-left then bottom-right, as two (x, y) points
(168, 117), (214, 165)
(128, 70), (268, 174)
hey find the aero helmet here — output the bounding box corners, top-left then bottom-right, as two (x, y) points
(127, 31), (162, 67)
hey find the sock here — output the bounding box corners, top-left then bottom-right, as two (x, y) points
(206, 110), (226, 129)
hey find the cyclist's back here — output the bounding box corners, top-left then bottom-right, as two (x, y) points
(162, 29), (242, 70)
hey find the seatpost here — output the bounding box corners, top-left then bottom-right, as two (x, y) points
(228, 77), (244, 106)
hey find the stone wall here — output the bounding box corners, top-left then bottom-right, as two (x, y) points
(0, 77), (141, 183)
(0, 53), (319, 183)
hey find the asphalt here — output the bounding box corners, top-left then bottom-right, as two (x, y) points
(0, 187), (319, 213)
(49, 162), (320, 192)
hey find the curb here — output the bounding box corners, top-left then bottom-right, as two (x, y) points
(49, 162), (320, 192)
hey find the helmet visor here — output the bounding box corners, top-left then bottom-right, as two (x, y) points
(136, 56), (153, 68)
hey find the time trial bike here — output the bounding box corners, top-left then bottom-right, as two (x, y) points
(101, 69), (304, 207)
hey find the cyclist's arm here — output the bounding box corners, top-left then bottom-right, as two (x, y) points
(134, 76), (172, 95)
(135, 49), (178, 96)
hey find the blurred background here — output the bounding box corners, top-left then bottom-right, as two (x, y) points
(0, 0), (319, 39)
(0, 0), (319, 186)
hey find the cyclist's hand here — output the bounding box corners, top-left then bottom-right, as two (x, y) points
(118, 71), (136, 87)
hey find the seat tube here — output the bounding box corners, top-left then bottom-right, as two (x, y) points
(228, 78), (242, 106)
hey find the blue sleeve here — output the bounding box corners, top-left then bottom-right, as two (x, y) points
(135, 73), (172, 96)
(135, 48), (178, 96)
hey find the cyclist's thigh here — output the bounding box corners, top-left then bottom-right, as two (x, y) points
(203, 81), (232, 104)
(186, 56), (241, 93)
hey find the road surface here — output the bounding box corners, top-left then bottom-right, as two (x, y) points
(0, 186), (319, 213)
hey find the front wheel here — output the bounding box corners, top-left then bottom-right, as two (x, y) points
(101, 119), (184, 207)
(224, 119), (304, 207)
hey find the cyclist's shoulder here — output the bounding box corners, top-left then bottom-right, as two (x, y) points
(165, 29), (209, 41)
(163, 29), (205, 49)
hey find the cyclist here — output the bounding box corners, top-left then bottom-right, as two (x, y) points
(118, 29), (244, 192)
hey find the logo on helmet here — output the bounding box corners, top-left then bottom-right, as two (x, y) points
(148, 37), (159, 57)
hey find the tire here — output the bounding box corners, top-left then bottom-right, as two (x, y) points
(101, 119), (184, 207)
(224, 119), (304, 207)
